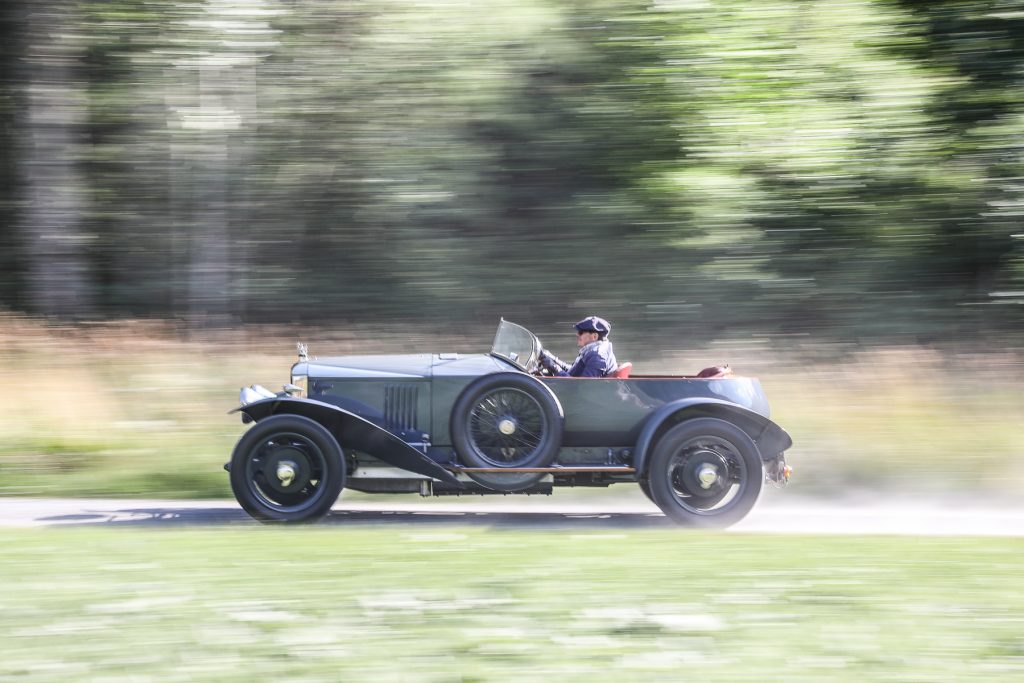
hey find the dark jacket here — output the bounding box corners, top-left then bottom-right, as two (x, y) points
(544, 339), (617, 378)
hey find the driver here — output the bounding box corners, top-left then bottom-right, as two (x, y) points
(539, 316), (618, 377)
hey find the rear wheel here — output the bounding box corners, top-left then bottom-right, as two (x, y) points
(646, 417), (763, 528)
(229, 414), (346, 523)
(638, 477), (727, 506)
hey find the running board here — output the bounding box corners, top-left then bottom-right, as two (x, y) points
(448, 466), (636, 474)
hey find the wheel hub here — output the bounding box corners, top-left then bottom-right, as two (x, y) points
(262, 446), (312, 494)
(276, 460), (298, 487)
(672, 447), (730, 499)
(696, 463), (718, 489)
(497, 418), (517, 435)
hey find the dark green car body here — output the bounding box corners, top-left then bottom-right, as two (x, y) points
(230, 321), (792, 525)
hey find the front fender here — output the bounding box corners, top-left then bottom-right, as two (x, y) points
(232, 397), (461, 486)
(635, 398), (792, 476)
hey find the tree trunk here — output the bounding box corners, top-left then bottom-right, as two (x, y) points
(20, 2), (92, 317)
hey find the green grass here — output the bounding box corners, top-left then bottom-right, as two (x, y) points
(1, 529), (1022, 682)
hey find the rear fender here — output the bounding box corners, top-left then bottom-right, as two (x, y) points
(635, 398), (792, 476)
(233, 397), (460, 486)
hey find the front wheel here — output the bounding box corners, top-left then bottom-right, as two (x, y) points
(645, 417), (763, 528)
(229, 414), (346, 523)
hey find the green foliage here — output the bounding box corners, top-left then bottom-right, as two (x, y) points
(2, 0), (1023, 342)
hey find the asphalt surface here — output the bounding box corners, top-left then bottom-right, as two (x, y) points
(1, 492), (1022, 535)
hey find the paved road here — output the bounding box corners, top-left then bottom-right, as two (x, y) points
(1, 493), (1022, 535)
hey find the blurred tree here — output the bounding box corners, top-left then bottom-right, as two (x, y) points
(20, 1), (94, 317)
(0, 0), (1020, 344)
(430, 1), (686, 318)
(0, 2), (24, 308)
(895, 0), (1024, 325)
(77, 0), (181, 316)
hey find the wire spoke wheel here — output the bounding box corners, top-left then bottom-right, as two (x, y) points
(468, 388), (547, 466)
(451, 373), (564, 492)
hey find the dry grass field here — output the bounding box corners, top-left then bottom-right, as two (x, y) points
(1, 314), (1022, 499)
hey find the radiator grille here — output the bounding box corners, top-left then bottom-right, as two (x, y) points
(384, 385), (419, 432)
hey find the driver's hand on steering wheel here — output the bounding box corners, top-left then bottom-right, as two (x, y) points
(537, 349), (557, 375)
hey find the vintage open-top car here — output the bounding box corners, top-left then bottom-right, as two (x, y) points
(227, 320), (792, 526)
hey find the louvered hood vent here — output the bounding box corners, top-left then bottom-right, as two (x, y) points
(384, 385), (419, 432)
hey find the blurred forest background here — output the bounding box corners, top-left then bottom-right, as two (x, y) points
(1, 0), (1022, 343)
(1, 0), (1022, 498)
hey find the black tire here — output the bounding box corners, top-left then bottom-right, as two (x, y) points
(643, 473), (731, 509)
(229, 414), (346, 523)
(450, 373), (563, 491)
(645, 417), (763, 528)
(640, 476), (730, 507)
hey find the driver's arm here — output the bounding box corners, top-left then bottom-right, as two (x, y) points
(565, 345), (613, 377)
(539, 349), (570, 374)
(567, 351), (605, 377)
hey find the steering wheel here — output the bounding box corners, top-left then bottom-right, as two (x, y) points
(533, 346), (555, 376)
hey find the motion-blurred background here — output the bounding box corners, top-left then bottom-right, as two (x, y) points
(0, 0), (1021, 499)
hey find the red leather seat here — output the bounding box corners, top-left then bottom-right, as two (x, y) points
(607, 362), (632, 379)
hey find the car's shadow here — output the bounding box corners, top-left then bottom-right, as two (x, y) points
(37, 506), (675, 529)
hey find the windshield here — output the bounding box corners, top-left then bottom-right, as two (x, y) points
(490, 319), (541, 372)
